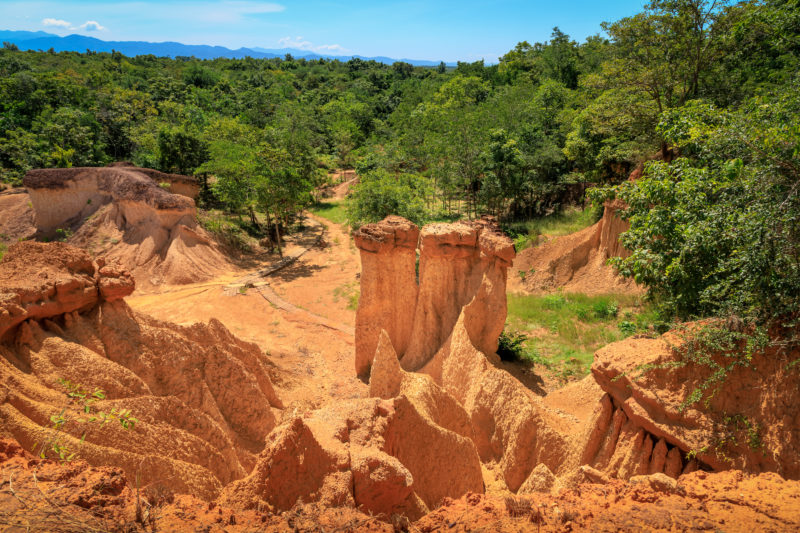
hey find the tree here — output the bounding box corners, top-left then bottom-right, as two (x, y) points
(347, 169), (431, 227)
(597, 1), (731, 159)
(480, 129), (525, 218)
(197, 118), (261, 225)
(595, 89), (800, 322)
(158, 128), (209, 174)
(0, 128), (44, 185)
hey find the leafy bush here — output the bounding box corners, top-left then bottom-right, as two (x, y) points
(618, 320), (636, 336)
(36, 379), (137, 462)
(346, 169), (431, 228)
(497, 329), (529, 362)
(592, 90), (800, 325)
(593, 300), (618, 319)
(54, 227), (72, 242)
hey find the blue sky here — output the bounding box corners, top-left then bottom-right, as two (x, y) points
(1, 1), (646, 62)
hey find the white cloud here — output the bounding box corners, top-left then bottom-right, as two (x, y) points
(278, 36), (349, 54)
(42, 17), (107, 33)
(79, 20), (106, 32)
(316, 44), (347, 53)
(42, 18), (71, 28)
(278, 36), (313, 50)
(192, 1), (285, 24)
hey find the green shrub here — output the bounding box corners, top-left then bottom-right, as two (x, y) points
(54, 228), (72, 242)
(592, 91), (800, 325)
(36, 379), (137, 463)
(346, 169), (431, 228)
(593, 300), (619, 319)
(497, 329), (529, 362)
(618, 320), (637, 336)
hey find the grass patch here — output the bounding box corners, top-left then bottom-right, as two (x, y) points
(310, 200), (349, 225)
(333, 281), (360, 311)
(198, 210), (254, 252)
(505, 291), (660, 382)
(0, 243), (6, 261)
(503, 205), (602, 251)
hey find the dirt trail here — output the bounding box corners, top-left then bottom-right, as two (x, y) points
(126, 212), (364, 412)
(0, 188), (36, 245)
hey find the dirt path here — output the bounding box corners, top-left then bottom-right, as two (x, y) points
(126, 212), (364, 411)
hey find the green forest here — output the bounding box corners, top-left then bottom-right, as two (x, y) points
(1, 0), (798, 326)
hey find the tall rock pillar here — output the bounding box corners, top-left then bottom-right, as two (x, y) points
(353, 216), (420, 378)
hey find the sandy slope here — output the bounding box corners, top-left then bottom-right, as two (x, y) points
(126, 213), (366, 412)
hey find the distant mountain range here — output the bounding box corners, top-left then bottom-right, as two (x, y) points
(0, 30), (452, 66)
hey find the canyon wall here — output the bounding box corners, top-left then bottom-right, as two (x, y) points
(510, 200), (639, 295)
(0, 242), (280, 499)
(23, 166), (226, 286)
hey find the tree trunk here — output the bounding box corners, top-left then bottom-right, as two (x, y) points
(274, 210), (283, 258)
(248, 206), (260, 229)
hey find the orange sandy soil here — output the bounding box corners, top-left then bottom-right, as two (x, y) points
(0, 188), (36, 245)
(126, 211), (597, 424)
(126, 213), (366, 412)
(3, 437), (798, 533)
(0, 439), (394, 533)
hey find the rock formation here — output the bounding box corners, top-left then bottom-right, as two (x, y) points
(352, 216), (419, 378)
(591, 331), (800, 478)
(0, 188), (36, 246)
(221, 331), (484, 517)
(355, 215), (800, 504)
(0, 242), (134, 341)
(0, 243), (280, 499)
(353, 215), (514, 375)
(106, 161), (201, 200)
(23, 167), (194, 237)
(3, 215), (799, 528)
(6, 436), (797, 532)
(356, 216), (578, 493)
(510, 200), (640, 295)
(404, 218), (515, 370)
(220, 393), (484, 518)
(415, 470), (800, 532)
(23, 166), (227, 286)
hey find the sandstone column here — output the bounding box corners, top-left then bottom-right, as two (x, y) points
(353, 216), (419, 378)
(402, 217), (514, 371)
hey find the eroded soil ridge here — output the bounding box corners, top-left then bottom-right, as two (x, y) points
(0, 242), (280, 500)
(23, 165), (226, 286)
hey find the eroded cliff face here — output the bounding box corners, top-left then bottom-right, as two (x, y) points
(221, 329), (484, 518)
(353, 215), (514, 375)
(0, 243), (280, 500)
(23, 166), (227, 286)
(356, 217), (580, 493)
(404, 218), (514, 371)
(352, 216), (419, 378)
(0, 241), (491, 519)
(591, 331), (800, 479)
(0, 242), (134, 342)
(510, 200), (639, 295)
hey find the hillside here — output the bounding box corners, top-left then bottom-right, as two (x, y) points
(0, 30), (450, 65)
